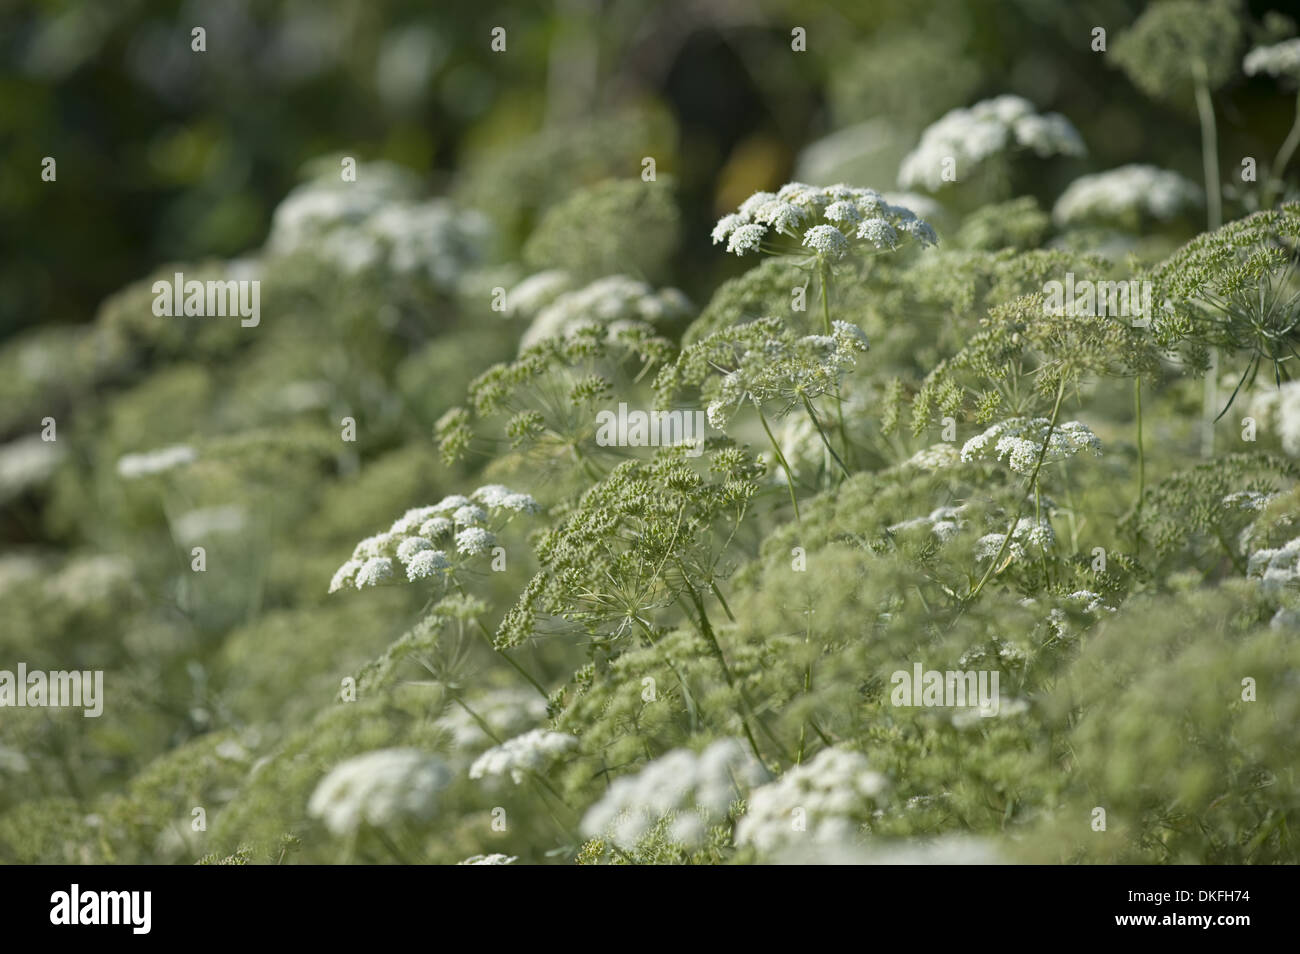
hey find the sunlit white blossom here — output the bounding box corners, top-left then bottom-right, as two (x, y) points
(468, 729), (578, 784)
(396, 536), (434, 564)
(1053, 164), (1201, 226)
(962, 418), (1101, 474)
(268, 168), (491, 289)
(975, 517), (1056, 563)
(899, 95), (1085, 191)
(355, 556), (395, 588)
(734, 747), (886, 855)
(405, 549), (450, 581)
(1247, 536), (1300, 590)
(172, 505), (247, 544)
(1248, 381), (1300, 457)
(1244, 38), (1300, 79)
(505, 270), (575, 319)
(116, 444), (197, 479)
(519, 275), (691, 350)
(453, 505), (487, 527)
(581, 738), (767, 848)
(329, 560), (363, 593)
(455, 527), (495, 555)
(418, 517), (453, 539)
(726, 223), (768, 256)
(712, 182), (937, 259)
(307, 749), (452, 836)
(458, 853), (517, 865)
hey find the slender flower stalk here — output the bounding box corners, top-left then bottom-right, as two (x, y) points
(756, 398), (801, 522)
(966, 379), (1067, 603)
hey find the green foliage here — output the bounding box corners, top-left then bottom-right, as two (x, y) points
(6, 0), (1300, 868)
(1148, 204), (1300, 394)
(1112, 0), (1245, 103)
(523, 178), (681, 283)
(955, 197), (1052, 251)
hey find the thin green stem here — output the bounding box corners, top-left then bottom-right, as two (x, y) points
(1264, 90), (1300, 209)
(709, 581), (736, 622)
(475, 617), (550, 700)
(1190, 62), (1221, 460)
(1133, 374), (1145, 553)
(817, 257), (832, 337)
(754, 399), (800, 522)
(1202, 349), (1219, 458)
(1193, 62), (1222, 231)
(679, 573), (776, 773)
(451, 579), (551, 701)
(449, 693), (503, 746)
(634, 615), (701, 734)
(801, 394), (850, 477)
(796, 619), (813, 766)
(818, 257), (853, 470)
(966, 378), (1067, 603)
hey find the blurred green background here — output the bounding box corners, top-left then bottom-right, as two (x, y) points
(3, 0), (1296, 343)
(2, 0), (1299, 865)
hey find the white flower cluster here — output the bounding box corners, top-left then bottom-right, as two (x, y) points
(961, 418), (1101, 474)
(329, 485), (539, 593)
(1247, 536), (1300, 591)
(1221, 491), (1278, 513)
(0, 435), (64, 502)
(1248, 381), (1300, 457)
(116, 444), (197, 479)
(888, 504), (969, 544)
(711, 182), (937, 261)
(468, 729), (578, 784)
(951, 696), (1030, 729)
(457, 853), (517, 865)
(1052, 164), (1201, 226)
(1044, 590), (1117, 639)
(267, 168), (491, 289)
(1244, 38), (1300, 79)
(734, 747), (886, 855)
(171, 504), (247, 543)
(268, 169), (406, 250)
(1272, 607), (1300, 629)
(833, 835), (1005, 865)
(974, 517), (1056, 563)
(505, 269), (576, 319)
(580, 738), (767, 849)
(518, 275), (692, 351)
(898, 95), (1086, 192)
(958, 640), (1028, 667)
(901, 442), (962, 472)
(44, 554), (135, 606)
(706, 321), (870, 431)
(307, 748), (452, 836)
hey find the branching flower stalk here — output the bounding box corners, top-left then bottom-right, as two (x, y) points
(817, 257), (854, 471)
(676, 570), (773, 773)
(754, 398), (801, 521)
(965, 377), (1067, 603)
(800, 393), (850, 477)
